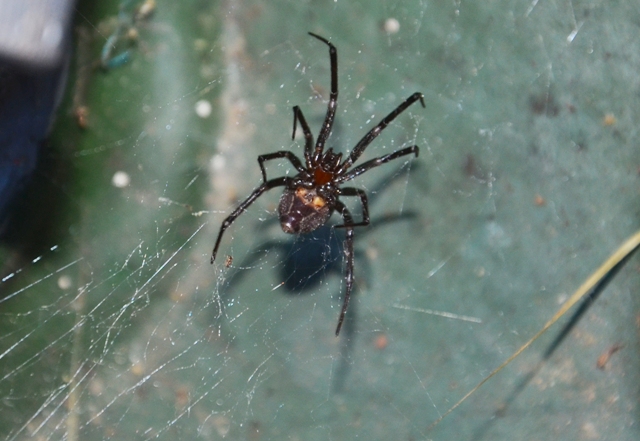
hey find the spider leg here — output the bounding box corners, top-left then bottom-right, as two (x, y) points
(334, 187), (370, 228)
(338, 92), (424, 174)
(308, 32), (338, 163)
(334, 200), (355, 336)
(211, 177), (291, 264)
(336, 145), (419, 184)
(258, 152), (306, 184)
(292, 106), (315, 168)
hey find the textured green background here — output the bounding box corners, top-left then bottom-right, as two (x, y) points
(1, 1), (639, 440)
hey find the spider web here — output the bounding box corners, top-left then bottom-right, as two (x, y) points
(1, 1), (640, 440)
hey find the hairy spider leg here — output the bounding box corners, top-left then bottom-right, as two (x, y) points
(334, 200), (356, 336)
(336, 145), (419, 184)
(210, 177), (292, 264)
(337, 92), (425, 174)
(308, 32), (338, 163)
(257, 152), (306, 184)
(334, 187), (370, 228)
(291, 106), (315, 168)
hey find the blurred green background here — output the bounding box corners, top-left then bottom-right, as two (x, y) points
(1, 1), (639, 440)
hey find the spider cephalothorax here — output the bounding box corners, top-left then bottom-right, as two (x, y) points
(211, 32), (424, 336)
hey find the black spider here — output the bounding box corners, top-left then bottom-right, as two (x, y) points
(211, 32), (424, 336)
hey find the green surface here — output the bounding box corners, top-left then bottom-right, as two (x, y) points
(1, 1), (639, 440)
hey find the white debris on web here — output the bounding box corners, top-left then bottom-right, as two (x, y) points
(112, 170), (131, 188)
(195, 99), (212, 118)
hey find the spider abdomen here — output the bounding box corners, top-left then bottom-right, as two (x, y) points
(278, 187), (332, 234)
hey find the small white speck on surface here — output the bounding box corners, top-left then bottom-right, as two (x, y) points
(384, 18), (400, 34)
(485, 221), (511, 248)
(112, 171), (131, 188)
(57, 275), (72, 290)
(210, 154), (226, 172)
(195, 100), (213, 118)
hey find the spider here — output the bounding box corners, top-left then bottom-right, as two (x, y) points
(211, 32), (424, 336)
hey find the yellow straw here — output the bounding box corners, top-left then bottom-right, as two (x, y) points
(428, 229), (640, 430)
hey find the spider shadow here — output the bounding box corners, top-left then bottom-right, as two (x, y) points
(222, 214), (417, 393)
(227, 209), (416, 304)
(216, 164), (423, 390)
